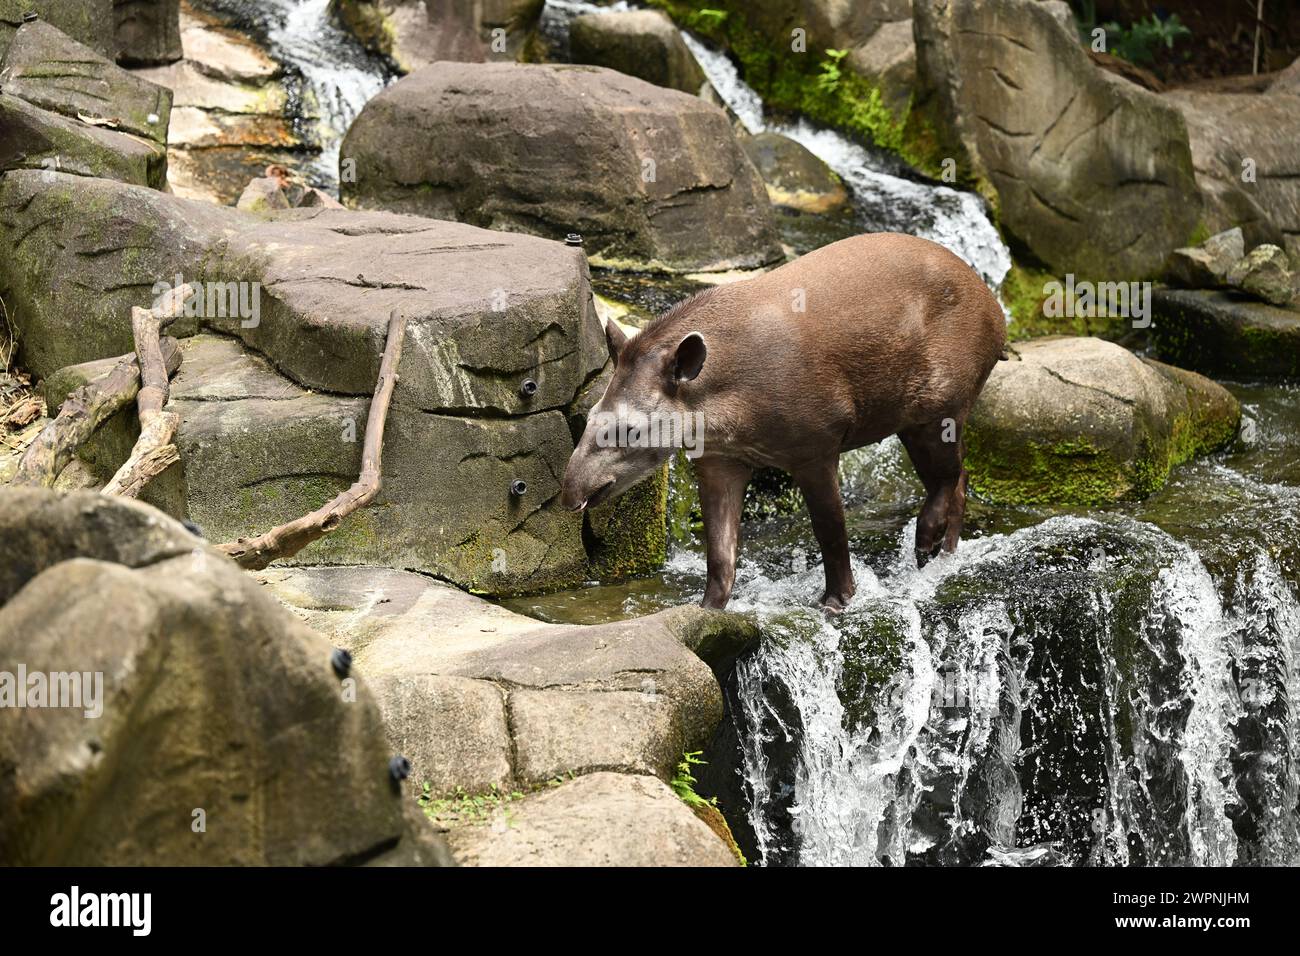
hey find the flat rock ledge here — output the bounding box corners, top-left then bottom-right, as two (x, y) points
(257, 564), (759, 866)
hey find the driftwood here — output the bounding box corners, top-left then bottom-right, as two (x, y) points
(103, 284), (196, 497)
(218, 311), (408, 570)
(11, 338), (181, 487)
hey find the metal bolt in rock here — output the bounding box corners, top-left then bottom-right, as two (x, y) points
(510, 479), (527, 497)
(22, 12), (39, 22)
(565, 233), (583, 247)
(519, 378), (538, 399)
(388, 755), (411, 783)
(330, 648), (352, 679)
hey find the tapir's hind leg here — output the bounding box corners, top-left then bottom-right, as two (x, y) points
(899, 419), (968, 568)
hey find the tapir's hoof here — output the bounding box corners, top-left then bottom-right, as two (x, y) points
(820, 592), (852, 615)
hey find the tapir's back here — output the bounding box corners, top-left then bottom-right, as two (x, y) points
(684, 232), (1006, 457)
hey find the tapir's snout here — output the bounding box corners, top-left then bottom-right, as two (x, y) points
(559, 443), (616, 513)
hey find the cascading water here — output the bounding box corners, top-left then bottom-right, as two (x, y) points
(679, 32), (1012, 291)
(193, 0), (391, 187)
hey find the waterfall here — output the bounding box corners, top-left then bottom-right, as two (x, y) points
(709, 509), (1299, 867)
(680, 33), (1013, 292)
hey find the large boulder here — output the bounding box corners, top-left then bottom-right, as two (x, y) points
(1163, 85), (1300, 250)
(0, 488), (451, 865)
(967, 337), (1240, 505)
(0, 172), (244, 376)
(340, 62), (782, 273)
(1150, 289), (1300, 379)
(331, 0), (543, 73)
(0, 19), (171, 187)
(1, 19), (171, 145)
(569, 10), (706, 95)
(0, 1), (115, 60)
(913, 0), (1200, 278)
(114, 0), (181, 65)
(2, 172), (668, 594)
(256, 564), (753, 866)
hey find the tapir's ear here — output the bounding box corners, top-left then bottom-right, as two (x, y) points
(606, 320), (628, 364)
(672, 332), (707, 383)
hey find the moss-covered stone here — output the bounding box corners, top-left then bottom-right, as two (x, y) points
(967, 337), (1240, 505)
(586, 462), (670, 581)
(1150, 288), (1300, 379)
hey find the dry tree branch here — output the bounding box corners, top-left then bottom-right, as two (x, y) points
(102, 284), (196, 498)
(10, 338), (181, 487)
(217, 310), (408, 570)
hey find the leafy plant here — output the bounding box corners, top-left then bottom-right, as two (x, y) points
(694, 8), (727, 28)
(814, 48), (849, 93)
(671, 751), (712, 807)
(418, 782), (524, 825)
(1101, 14), (1191, 65)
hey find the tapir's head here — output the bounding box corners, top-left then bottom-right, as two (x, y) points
(560, 319), (707, 512)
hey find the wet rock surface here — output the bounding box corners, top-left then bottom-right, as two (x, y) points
(1151, 288), (1300, 379)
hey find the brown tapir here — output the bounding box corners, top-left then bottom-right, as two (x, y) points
(560, 232), (1006, 611)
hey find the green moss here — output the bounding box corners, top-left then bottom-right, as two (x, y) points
(1001, 260), (1130, 341)
(966, 378), (1240, 506)
(649, 1), (968, 185)
(586, 461), (670, 580)
(671, 751), (747, 866)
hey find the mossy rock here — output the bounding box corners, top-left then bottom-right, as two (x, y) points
(967, 337), (1240, 505)
(1150, 288), (1300, 379)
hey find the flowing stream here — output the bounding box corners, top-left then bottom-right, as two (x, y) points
(200, 0), (1300, 866)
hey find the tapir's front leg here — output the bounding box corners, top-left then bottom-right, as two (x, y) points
(791, 456), (855, 612)
(695, 456), (752, 609)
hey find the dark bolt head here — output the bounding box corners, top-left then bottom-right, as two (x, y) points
(22, 12), (39, 22)
(519, 378), (538, 398)
(330, 648), (353, 678)
(564, 233), (583, 247)
(510, 479), (528, 497)
(388, 755), (411, 783)
(182, 519), (206, 539)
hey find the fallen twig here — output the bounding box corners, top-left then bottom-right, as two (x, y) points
(102, 284), (196, 497)
(10, 338), (181, 487)
(218, 311), (407, 570)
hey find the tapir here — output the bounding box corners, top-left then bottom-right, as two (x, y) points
(560, 232), (1006, 611)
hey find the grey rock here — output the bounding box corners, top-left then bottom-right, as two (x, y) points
(740, 131), (849, 214)
(1166, 227), (1244, 288)
(0, 0), (115, 60)
(257, 566), (732, 790)
(0, 92), (166, 187)
(846, 17), (916, 119)
(0, 487), (449, 866)
(914, 0), (1199, 278)
(967, 337), (1240, 504)
(1164, 87), (1300, 249)
(331, 0), (543, 73)
(1151, 288), (1300, 379)
(444, 771), (737, 866)
(114, 0), (181, 66)
(1225, 244), (1295, 307)
(340, 62), (782, 273)
(569, 9), (706, 95)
